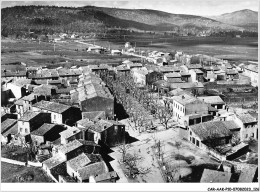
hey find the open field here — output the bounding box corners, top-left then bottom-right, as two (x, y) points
(1, 162), (53, 183)
(95, 36), (258, 62)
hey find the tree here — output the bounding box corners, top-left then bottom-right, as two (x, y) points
(124, 153), (151, 178)
(157, 105), (173, 129)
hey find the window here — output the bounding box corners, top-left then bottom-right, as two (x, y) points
(251, 133), (254, 138)
(190, 131), (192, 135)
(20, 128), (23, 132)
(192, 137), (195, 144)
(25, 129), (28, 133)
(196, 140), (200, 147)
(245, 134), (248, 138)
(54, 114), (56, 120)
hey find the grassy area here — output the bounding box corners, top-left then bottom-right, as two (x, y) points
(1, 145), (29, 162)
(1, 162), (53, 183)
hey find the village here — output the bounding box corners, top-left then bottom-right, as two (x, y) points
(1, 32), (258, 183)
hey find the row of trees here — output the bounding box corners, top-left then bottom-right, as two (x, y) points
(101, 72), (174, 131)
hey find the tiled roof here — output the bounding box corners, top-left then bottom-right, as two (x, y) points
(169, 88), (188, 96)
(1, 70), (26, 77)
(237, 113), (257, 124)
(200, 169), (232, 183)
(197, 96), (225, 105)
(42, 155), (66, 170)
(189, 121), (232, 141)
(172, 94), (198, 105)
(11, 79), (32, 87)
(56, 87), (74, 94)
(192, 69), (204, 74)
(31, 123), (56, 136)
(32, 100), (71, 114)
(180, 71), (191, 76)
(58, 139), (83, 154)
(169, 82), (204, 89)
(28, 69), (59, 79)
(226, 69), (238, 75)
(187, 64), (202, 69)
(221, 121), (240, 130)
(19, 111), (41, 122)
(165, 72), (181, 78)
(14, 99), (24, 106)
(33, 84), (57, 96)
(1, 119), (17, 134)
(77, 119), (114, 132)
(238, 164), (258, 182)
(78, 161), (108, 181)
(82, 111), (106, 120)
(59, 127), (81, 139)
(22, 93), (36, 102)
(245, 64), (258, 73)
(116, 65), (130, 71)
(67, 153), (91, 171)
(94, 171), (117, 182)
(2, 122), (18, 136)
(34, 80), (48, 85)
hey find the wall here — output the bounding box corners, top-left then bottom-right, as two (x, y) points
(100, 125), (125, 147)
(81, 96), (114, 120)
(62, 107), (82, 125)
(6, 83), (26, 99)
(1, 157), (26, 165)
(18, 121), (30, 135)
(29, 113), (52, 132)
(186, 100), (208, 116)
(31, 135), (44, 145)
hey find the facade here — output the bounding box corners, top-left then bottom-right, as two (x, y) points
(170, 94), (209, 124)
(131, 68), (148, 87)
(244, 64), (258, 87)
(234, 113), (258, 141)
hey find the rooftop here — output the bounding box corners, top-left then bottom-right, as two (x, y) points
(67, 153), (91, 171)
(77, 119), (118, 132)
(19, 111), (41, 122)
(42, 155), (66, 170)
(32, 100), (71, 114)
(78, 161), (108, 181)
(1, 119), (17, 134)
(59, 127), (81, 139)
(2, 122), (18, 136)
(189, 121), (232, 141)
(31, 123), (56, 136)
(22, 93), (37, 102)
(33, 84), (57, 96)
(245, 64), (258, 73)
(58, 139), (83, 154)
(237, 113), (257, 124)
(94, 171), (117, 182)
(200, 169), (232, 183)
(237, 164), (258, 183)
(197, 96), (225, 105)
(82, 111), (106, 121)
(172, 94), (198, 105)
(165, 72), (181, 78)
(169, 82), (204, 89)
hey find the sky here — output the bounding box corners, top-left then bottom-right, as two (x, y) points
(1, 0), (259, 16)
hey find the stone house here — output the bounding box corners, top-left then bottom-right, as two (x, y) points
(31, 123), (66, 145)
(32, 100), (81, 125)
(18, 111), (52, 136)
(77, 119), (125, 147)
(188, 121), (233, 150)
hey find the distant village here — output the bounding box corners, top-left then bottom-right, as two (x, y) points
(1, 33), (258, 183)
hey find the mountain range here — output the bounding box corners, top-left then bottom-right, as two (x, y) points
(208, 9), (258, 31)
(1, 6), (258, 37)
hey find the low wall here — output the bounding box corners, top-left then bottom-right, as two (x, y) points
(27, 161), (42, 167)
(1, 157), (26, 166)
